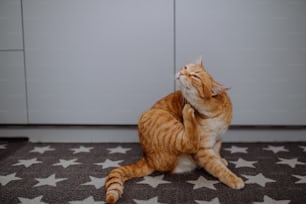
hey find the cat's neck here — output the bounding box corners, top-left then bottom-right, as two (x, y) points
(180, 88), (224, 118)
(184, 95), (220, 119)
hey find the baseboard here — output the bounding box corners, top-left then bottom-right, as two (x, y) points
(0, 126), (305, 143)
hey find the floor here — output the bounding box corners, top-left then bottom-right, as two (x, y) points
(0, 140), (306, 204)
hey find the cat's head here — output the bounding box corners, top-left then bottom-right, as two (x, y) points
(176, 57), (230, 101)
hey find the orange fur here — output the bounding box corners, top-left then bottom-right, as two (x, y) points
(105, 60), (244, 203)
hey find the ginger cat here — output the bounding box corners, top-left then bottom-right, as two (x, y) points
(105, 58), (244, 203)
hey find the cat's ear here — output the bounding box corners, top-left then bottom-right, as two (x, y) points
(212, 81), (231, 96)
(196, 56), (203, 66)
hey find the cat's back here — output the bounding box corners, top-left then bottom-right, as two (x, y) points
(138, 90), (184, 132)
(138, 91), (186, 156)
(150, 90), (185, 121)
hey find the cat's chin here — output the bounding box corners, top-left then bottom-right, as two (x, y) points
(182, 86), (191, 90)
(177, 79), (192, 91)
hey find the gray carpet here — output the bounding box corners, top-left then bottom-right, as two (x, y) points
(0, 140), (306, 204)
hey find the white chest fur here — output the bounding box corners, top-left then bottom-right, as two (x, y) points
(203, 118), (227, 135)
(199, 117), (228, 147)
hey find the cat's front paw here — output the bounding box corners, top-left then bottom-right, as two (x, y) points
(228, 176), (245, 190)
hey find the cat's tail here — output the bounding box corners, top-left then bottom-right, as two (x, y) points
(104, 156), (154, 204)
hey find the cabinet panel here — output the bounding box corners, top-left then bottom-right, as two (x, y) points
(0, 52), (27, 123)
(0, 0), (23, 50)
(23, 0), (173, 124)
(176, 0), (306, 125)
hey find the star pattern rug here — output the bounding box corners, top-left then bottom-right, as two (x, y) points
(0, 141), (306, 204)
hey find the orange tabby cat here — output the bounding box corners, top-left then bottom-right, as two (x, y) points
(105, 58), (244, 203)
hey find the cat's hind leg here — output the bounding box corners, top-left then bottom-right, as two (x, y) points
(195, 147), (244, 189)
(175, 104), (199, 154)
(139, 107), (198, 155)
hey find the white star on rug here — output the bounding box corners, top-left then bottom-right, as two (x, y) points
(299, 146), (306, 152)
(276, 158), (306, 168)
(30, 146), (55, 154)
(263, 145), (289, 154)
(253, 195), (290, 204)
(134, 196), (166, 204)
(224, 146), (248, 154)
(107, 146), (131, 154)
(69, 196), (105, 204)
(13, 158), (42, 168)
(34, 174), (67, 187)
(137, 175), (170, 188)
(292, 175), (306, 184)
(0, 144), (7, 149)
(187, 176), (219, 190)
(53, 158), (81, 168)
(81, 176), (106, 189)
(95, 159), (123, 169)
(230, 158), (257, 168)
(242, 173), (275, 187)
(70, 145), (94, 154)
(0, 172), (21, 186)
(195, 197), (220, 204)
(18, 195), (48, 204)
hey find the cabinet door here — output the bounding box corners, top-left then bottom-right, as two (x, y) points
(23, 0), (173, 124)
(176, 0), (306, 125)
(0, 0), (23, 50)
(0, 52), (27, 123)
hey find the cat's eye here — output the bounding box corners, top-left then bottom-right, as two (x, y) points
(191, 74), (200, 80)
(184, 66), (187, 70)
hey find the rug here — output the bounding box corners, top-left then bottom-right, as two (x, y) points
(0, 141), (305, 204)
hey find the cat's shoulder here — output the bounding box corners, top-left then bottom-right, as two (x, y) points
(155, 90), (183, 104)
(164, 90), (183, 99)
(151, 90), (184, 110)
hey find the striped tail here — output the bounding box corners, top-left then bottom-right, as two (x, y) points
(104, 157), (154, 204)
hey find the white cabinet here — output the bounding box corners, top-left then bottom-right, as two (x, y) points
(0, 0), (27, 124)
(0, 52), (27, 123)
(176, 0), (306, 125)
(1, 0), (304, 126)
(23, 0), (174, 124)
(0, 0), (23, 50)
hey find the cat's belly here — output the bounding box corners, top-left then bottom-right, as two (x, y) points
(173, 154), (197, 173)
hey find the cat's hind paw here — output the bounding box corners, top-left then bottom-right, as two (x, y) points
(183, 103), (195, 118)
